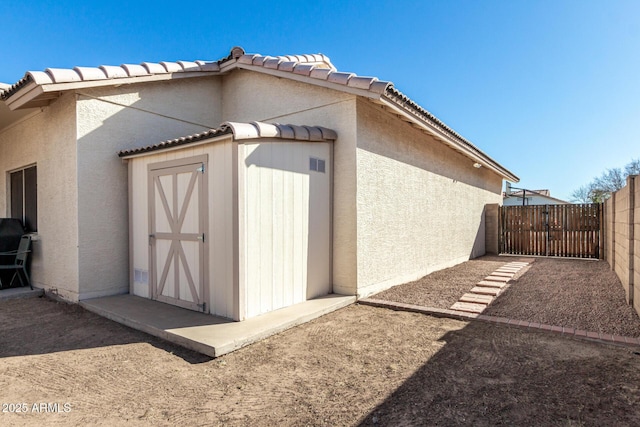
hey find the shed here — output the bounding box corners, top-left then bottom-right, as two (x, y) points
(119, 121), (336, 321)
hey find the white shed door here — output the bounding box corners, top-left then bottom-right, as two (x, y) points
(148, 157), (207, 312)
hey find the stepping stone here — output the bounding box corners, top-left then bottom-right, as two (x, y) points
(496, 267), (520, 272)
(451, 301), (487, 313)
(460, 293), (494, 304)
(471, 286), (501, 296)
(506, 262), (529, 267)
(477, 280), (508, 289)
(484, 275), (510, 282)
(491, 272), (514, 278)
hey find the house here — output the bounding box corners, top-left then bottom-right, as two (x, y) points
(0, 47), (518, 321)
(503, 189), (569, 206)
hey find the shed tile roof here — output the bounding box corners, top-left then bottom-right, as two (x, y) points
(118, 121), (337, 158)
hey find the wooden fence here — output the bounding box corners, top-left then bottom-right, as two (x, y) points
(499, 204), (603, 258)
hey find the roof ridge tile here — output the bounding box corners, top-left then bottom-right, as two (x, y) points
(100, 65), (128, 79)
(292, 63), (315, 76)
(326, 71), (354, 86)
(141, 62), (168, 74)
(121, 64), (149, 77)
(160, 62), (182, 73)
(177, 61), (199, 71)
(46, 68), (82, 83)
(74, 67), (108, 81)
(309, 68), (331, 80)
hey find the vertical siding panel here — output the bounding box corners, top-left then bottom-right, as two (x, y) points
(272, 144), (285, 310)
(227, 140), (237, 317)
(246, 143), (260, 317)
(293, 147), (304, 304)
(211, 142), (226, 316)
(259, 143), (273, 314)
(282, 144), (294, 308)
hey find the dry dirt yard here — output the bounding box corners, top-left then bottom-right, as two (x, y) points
(1, 287), (640, 426)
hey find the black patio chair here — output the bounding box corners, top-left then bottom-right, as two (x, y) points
(0, 235), (32, 289)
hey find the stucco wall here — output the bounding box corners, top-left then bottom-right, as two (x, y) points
(75, 76), (222, 299)
(0, 93), (79, 299)
(355, 99), (503, 297)
(222, 70), (358, 295)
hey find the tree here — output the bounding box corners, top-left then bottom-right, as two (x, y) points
(625, 159), (640, 176)
(569, 185), (591, 203)
(593, 168), (625, 194)
(570, 159), (639, 203)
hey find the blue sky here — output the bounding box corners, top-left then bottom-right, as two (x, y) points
(3, 0), (639, 200)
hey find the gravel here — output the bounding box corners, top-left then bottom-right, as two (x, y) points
(373, 255), (640, 338)
(485, 257), (640, 337)
(373, 255), (528, 309)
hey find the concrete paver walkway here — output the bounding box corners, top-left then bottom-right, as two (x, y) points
(449, 261), (530, 314)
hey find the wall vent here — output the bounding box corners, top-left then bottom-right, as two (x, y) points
(134, 268), (149, 284)
(310, 157), (326, 173)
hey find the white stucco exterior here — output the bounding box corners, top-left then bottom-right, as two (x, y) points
(0, 93), (79, 300)
(355, 100), (503, 296)
(0, 48), (517, 317)
(75, 77), (222, 299)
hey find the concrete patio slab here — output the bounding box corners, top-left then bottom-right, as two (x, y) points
(80, 293), (355, 358)
(0, 287), (44, 301)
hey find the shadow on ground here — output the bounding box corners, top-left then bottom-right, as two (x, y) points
(0, 297), (211, 364)
(358, 319), (640, 426)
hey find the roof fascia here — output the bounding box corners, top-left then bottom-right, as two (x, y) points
(378, 97), (519, 182)
(5, 71), (221, 111)
(4, 81), (44, 110)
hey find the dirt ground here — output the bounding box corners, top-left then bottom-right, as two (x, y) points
(2, 290), (640, 426)
(374, 255), (530, 309)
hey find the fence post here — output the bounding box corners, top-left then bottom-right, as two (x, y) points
(610, 193), (616, 270)
(485, 204), (499, 255)
(599, 202), (604, 260)
(628, 175), (635, 306)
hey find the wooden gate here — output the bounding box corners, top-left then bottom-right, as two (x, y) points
(499, 204), (603, 258)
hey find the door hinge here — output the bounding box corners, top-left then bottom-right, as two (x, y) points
(197, 164), (205, 173)
(197, 233), (205, 242)
(149, 234), (155, 245)
(199, 302), (207, 313)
